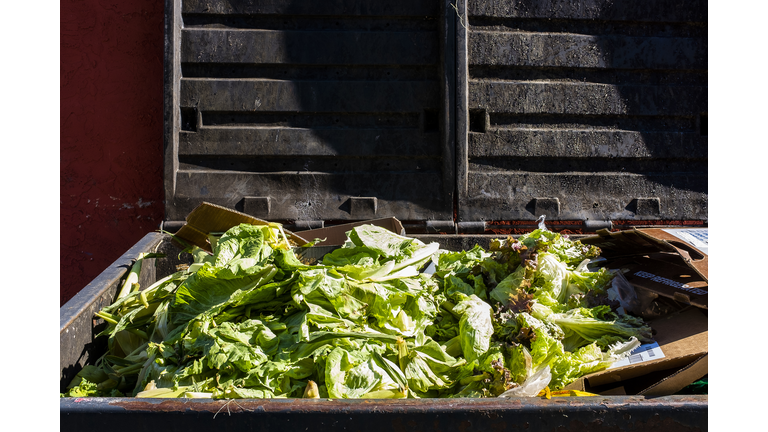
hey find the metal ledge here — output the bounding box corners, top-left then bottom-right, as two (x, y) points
(61, 395), (707, 432)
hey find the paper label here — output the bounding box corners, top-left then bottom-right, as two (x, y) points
(662, 228), (708, 255)
(608, 342), (666, 369)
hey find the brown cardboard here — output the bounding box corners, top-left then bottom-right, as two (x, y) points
(295, 217), (405, 246)
(611, 255), (708, 310)
(173, 202), (308, 251)
(639, 354), (708, 396)
(564, 307), (708, 395)
(581, 228), (708, 309)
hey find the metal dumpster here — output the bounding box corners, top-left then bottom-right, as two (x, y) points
(61, 0), (707, 430)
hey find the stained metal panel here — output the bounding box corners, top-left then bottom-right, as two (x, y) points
(456, 0), (708, 223)
(165, 0), (455, 223)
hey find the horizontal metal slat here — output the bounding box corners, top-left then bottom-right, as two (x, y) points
(468, 81), (707, 116)
(179, 127), (439, 157)
(169, 172), (451, 221)
(182, 29), (438, 66)
(178, 155), (441, 174)
(180, 79), (438, 112)
(468, 130), (706, 159)
(469, 31), (706, 71)
(182, 0), (439, 16)
(467, 0), (707, 23)
(460, 172), (708, 221)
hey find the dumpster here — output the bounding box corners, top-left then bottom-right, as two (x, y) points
(61, 0), (707, 430)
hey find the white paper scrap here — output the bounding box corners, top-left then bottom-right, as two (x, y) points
(423, 262), (436, 275)
(662, 228), (708, 255)
(608, 342), (666, 369)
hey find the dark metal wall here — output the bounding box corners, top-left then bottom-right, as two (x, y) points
(456, 0), (708, 224)
(164, 0), (707, 229)
(165, 0), (455, 225)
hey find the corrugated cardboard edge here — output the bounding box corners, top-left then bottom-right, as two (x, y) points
(173, 202), (308, 251)
(582, 228), (708, 309)
(585, 228), (708, 282)
(295, 217), (405, 246)
(634, 228), (708, 281)
(638, 354), (708, 396)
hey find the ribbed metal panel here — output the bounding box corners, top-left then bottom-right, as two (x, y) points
(165, 0), (455, 223)
(456, 0), (707, 223)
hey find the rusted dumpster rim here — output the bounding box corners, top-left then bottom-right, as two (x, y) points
(61, 394), (708, 414)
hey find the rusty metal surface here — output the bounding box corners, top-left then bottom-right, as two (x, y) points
(61, 395), (707, 432)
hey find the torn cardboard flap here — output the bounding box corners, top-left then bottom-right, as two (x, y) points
(295, 217), (405, 247)
(582, 228), (708, 309)
(564, 307), (708, 395)
(173, 202), (309, 251)
(583, 228), (707, 279)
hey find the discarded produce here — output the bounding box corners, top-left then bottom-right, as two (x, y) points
(61, 222), (652, 399)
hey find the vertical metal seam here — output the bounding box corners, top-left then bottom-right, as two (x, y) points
(455, 0), (469, 212)
(163, 0), (182, 220)
(441, 0), (457, 222)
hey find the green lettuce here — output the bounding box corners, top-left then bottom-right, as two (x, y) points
(453, 295), (494, 363)
(64, 222), (655, 399)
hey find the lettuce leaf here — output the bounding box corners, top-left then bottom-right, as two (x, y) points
(453, 295), (494, 363)
(70, 221), (655, 399)
(548, 307), (654, 352)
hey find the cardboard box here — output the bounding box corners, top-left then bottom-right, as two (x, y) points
(173, 202), (309, 251)
(172, 203), (404, 263)
(294, 217), (405, 246)
(563, 228), (709, 395)
(564, 307), (708, 396)
(581, 228), (708, 310)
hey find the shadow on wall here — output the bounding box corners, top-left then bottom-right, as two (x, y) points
(180, 1), (710, 224)
(175, 1), (452, 223)
(589, 0), (708, 195)
(464, 0), (707, 221)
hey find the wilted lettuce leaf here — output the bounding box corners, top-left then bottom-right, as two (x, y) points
(548, 337), (640, 390)
(325, 226), (438, 282)
(325, 345), (386, 399)
(548, 307), (653, 352)
(444, 275), (475, 302)
(346, 225), (422, 260)
(489, 263), (534, 308)
(170, 263), (278, 326)
(214, 224), (271, 267)
(191, 321), (271, 373)
(402, 339), (467, 393)
(434, 245), (489, 279)
(516, 229), (600, 268)
(453, 295), (494, 363)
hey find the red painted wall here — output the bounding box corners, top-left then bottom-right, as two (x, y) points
(61, 1), (166, 306)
